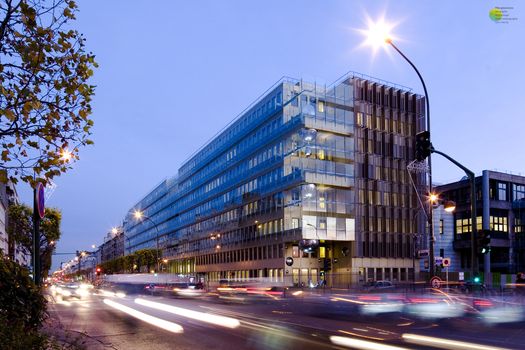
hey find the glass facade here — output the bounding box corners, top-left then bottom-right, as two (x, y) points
(122, 73), (425, 284)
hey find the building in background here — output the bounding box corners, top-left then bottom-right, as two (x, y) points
(0, 181), (9, 256)
(123, 72), (426, 286)
(99, 227), (125, 264)
(0, 180), (30, 266)
(435, 170), (525, 275)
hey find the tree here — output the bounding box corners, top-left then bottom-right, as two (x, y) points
(7, 203), (61, 277)
(0, 0), (97, 186)
(0, 253), (48, 348)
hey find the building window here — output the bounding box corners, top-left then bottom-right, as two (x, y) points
(498, 182), (507, 201)
(292, 245), (299, 258)
(439, 219), (444, 235)
(318, 100), (325, 113)
(455, 216), (483, 234)
(356, 112), (363, 126)
(490, 215), (508, 232)
(292, 218), (299, 229)
(365, 114), (372, 128)
(515, 217), (524, 233)
(513, 184), (525, 201)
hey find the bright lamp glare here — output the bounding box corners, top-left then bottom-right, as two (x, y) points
(133, 210), (143, 220)
(60, 149), (73, 162)
(363, 19), (393, 48)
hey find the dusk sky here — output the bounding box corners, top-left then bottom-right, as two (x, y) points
(24, 1), (523, 270)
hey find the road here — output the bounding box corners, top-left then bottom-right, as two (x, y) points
(46, 288), (525, 350)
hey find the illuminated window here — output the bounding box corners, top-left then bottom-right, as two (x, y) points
(319, 246), (326, 258)
(292, 245), (299, 258)
(365, 114), (372, 128)
(490, 215), (508, 232)
(356, 112), (363, 126)
(318, 149), (325, 160)
(318, 100), (325, 113)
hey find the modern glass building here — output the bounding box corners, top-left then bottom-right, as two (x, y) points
(123, 72), (426, 287)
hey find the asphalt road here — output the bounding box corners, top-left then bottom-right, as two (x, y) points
(46, 290), (525, 350)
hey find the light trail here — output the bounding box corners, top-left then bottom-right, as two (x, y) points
(134, 298), (241, 329)
(402, 333), (512, 350)
(103, 299), (183, 333)
(330, 335), (410, 350)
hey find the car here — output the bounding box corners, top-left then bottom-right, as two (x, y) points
(365, 280), (395, 292)
(460, 281), (486, 293)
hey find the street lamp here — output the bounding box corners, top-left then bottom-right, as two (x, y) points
(133, 210), (161, 273)
(363, 20), (435, 276)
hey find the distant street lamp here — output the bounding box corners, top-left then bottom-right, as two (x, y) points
(133, 210), (161, 273)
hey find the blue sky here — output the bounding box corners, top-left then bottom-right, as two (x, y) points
(27, 1), (523, 270)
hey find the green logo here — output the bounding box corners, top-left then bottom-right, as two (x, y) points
(489, 7), (503, 22)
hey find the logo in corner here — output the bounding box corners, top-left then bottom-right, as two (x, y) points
(489, 7), (503, 22)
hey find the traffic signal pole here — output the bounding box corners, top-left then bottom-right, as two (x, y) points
(430, 148), (478, 278)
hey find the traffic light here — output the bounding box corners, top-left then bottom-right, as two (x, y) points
(415, 131), (432, 161)
(478, 229), (491, 254)
(96, 267), (101, 275)
(323, 258), (332, 271)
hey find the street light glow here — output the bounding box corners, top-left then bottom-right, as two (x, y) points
(429, 193), (438, 203)
(111, 227), (118, 235)
(363, 18), (393, 48)
(59, 148), (73, 162)
(133, 210), (143, 220)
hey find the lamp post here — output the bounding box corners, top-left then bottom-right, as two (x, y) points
(364, 22), (434, 276)
(133, 210), (161, 273)
(31, 149), (73, 286)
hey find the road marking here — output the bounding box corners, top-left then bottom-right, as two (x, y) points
(134, 298), (240, 329)
(103, 299), (183, 333)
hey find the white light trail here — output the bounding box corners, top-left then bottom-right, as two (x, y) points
(135, 298), (240, 329)
(103, 299), (183, 333)
(402, 333), (511, 350)
(329, 336), (409, 350)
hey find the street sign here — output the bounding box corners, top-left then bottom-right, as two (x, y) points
(459, 272), (464, 281)
(36, 183), (45, 219)
(442, 258), (451, 267)
(435, 256), (443, 266)
(430, 276), (442, 289)
(285, 257), (294, 266)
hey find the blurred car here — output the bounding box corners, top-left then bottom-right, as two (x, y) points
(364, 280), (395, 292)
(52, 282), (93, 299)
(171, 282), (206, 298)
(460, 281), (487, 293)
(144, 283), (170, 295)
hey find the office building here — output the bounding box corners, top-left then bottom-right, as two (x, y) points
(435, 170), (525, 274)
(123, 72), (426, 286)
